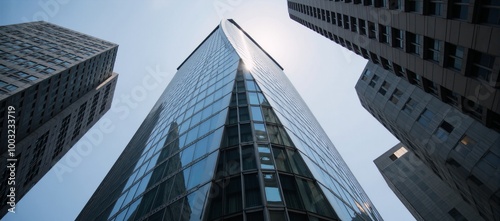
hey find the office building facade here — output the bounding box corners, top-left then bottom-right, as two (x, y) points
(375, 143), (485, 221)
(78, 19), (382, 221)
(287, 0), (500, 131)
(0, 21), (118, 217)
(356, 61), (500, 220)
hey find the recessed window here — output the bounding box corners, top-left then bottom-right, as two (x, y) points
(369, 75), (380, 87)
(426, 38), (442, 63)
(423, 78), (439, 96)
(479, 0), (500, 25)
(378, 81), (391, 95)
(392, 28), (404, 48)
(403, 98), (417, 114)
(407, 0), (423, 13)
(454, 135), (475, 157)
(351, 17), (358, 32)
(390, 89), (403, 104)
(451, 0), (469, 20)
(407, 70), (422, 87)
(379, 25), (391, 44)
(361, 69), (372, 81)
(359, 19), (367, 36)
(388, 0), (402, 10)
(470, 51), (495, 82)
(368, 21), (377, 39)
(447, 44), (464, 71)
(434, 120), (454, 141)
(429, 0), (444, 16)
(407, 32), (422, 55)
(417, 108), (434, 126)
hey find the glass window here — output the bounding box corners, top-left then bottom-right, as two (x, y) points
(273, 147), (292, 173)
(288, 149), (312, 177)
(257, 93), (269, 106)
(407, 32), (422, 55)
(246, 80), (259, 91)
(426, 38), (442, 62)
(361, 69), (372, 81)
(407, 0), (423, 12)
(225, 176), (242, 214)
(226, 148), (241, 175)
(250, 106), (263, 121)
(368, 21), (377, 39)
(296, 178), (335, 217)
(279, 174), (304, 209)
(244, 173), (262, 207)
(263, 173), (282, 204)
(239, 106), (250, 122)
(392, 28), (404, 48)
(226, 125), (239, 146)
(254, 123), (268, 142)
(434, 120), (454, 141)
(403, 98), (417, 114)
(369, 75), (379, 87)
(240, 123), (252, 143)
(447, 44), (464, 71)
(389, 89), (403, 104)
(470, 51), (495, 82)
(379, 25), (391, 44)
(378, 81), (391, 95)
(258, 145), (275, 169)
(227, 108), (238, 124)
(454, 135), (475, 157)
(451, 0), (469, 20)
(262, 107), (279, 123)
(429, 0), (444, 16)
(237, 92), (247, 105)
(242, 145), (257, 170)
(359, 19), (367, 36)
(248, 92), (259, 105)
(417, 108), (434, 127)
(479, 0), (500, 25)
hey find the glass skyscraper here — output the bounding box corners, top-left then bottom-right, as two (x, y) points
(78, 19), (381, 221)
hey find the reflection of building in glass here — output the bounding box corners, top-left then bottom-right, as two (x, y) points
(78, 19), (382, 221)
(0, 21), (118, 218)
(375, 143), (485, 221)
(357, 62), (500, 220)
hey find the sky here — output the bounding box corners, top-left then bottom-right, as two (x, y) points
(0, 1), (414, 221)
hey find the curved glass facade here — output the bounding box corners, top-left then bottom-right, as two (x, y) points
(77, 19), (382, 221)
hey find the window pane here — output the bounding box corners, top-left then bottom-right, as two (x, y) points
(244, 173), (262, 207)
(250, 106), (263, 121)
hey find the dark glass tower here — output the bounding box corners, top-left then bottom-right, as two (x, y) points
(77, 20), (382, 221)
(0, 21), (118, 218)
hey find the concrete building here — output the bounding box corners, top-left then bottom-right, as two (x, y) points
(375, 143), (485, 221)
(77, 19), (382, 221)
(287, 0), (500, 131)
(0, 21), (118, 217)
(356, 61), (500, 220)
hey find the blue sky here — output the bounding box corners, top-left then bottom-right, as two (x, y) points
(1, 1), (414, 220)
